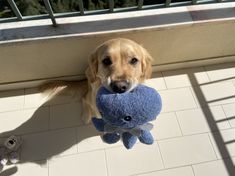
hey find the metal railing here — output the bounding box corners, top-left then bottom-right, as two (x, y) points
(0, 0), (233, 26)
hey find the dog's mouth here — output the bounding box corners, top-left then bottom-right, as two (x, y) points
(102, 77), (137, 93)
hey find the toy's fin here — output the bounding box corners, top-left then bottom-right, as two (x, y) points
(138, 130), (154, 145)
(102, 133), (120, 144)
(122, 132), (138, 149)
(140, 123), (154, 131)
(91, 118), (105, 132)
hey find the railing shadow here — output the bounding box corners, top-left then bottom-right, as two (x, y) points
(164, 63), (235, 175)
(189, 73), (235, 175)
(0, 80), (101, 175)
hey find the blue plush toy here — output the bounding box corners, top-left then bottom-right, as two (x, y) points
(92, 85), (162, 149)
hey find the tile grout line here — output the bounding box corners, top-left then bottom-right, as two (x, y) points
(207, 133), (220, 160)
(104, 149), (110, 176)
(174, 111), (184, 136)
(158, 79), (235, 92)
(47, 147), (108, 161)
(189, 86), (200, 108)
(0, 102), (220, 120)
(75, 127), (79, 154)
(2, 121), (235, 161)
(0, 105), (229, 138)
(2, 86), (235, 116)
(48, 105), (51, 131)
(156, 141), (166, 169)
(160, 126), (235, 141)
(0, 104), (50, 115)
(202, 66), (212, 82)
(221, 105), (233, 128)
(163, 66), (210, 86)
(47, 159), (50, 176)
(129, 157), (222, 176)
(133, 155), (235, 176)
(172, 102), (235, 115)
(1, 120), (234, 162)
(161, 158), (219, 173)
(156, 130), (220, 143)
(160, 71), (169, 90)
(190, 165), (196, 176)
(23, 88), (26, 109)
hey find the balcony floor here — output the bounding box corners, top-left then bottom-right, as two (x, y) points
(1, 62), (235, 176)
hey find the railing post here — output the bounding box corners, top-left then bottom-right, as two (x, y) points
(78, 0), (84, 15)
(7, 0), (23, 20)
(138, 0), (144, 10)
(43, 0), (57, 27)
(109, 0), (114, 12)
(165, 0), (171, 7)
(192, 0), (197, 5)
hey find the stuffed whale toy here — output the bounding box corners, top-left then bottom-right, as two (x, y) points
(92, 85), (162, 149)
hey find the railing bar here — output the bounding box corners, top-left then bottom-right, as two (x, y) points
(78, 0), (84, 15)
(192, 0), (198, 4)
(165, 0), (172, 7)
(0, 17), (18, 23)
(43, 0), (57, 26)
(7, 0), (23, 20)
(193, 0), (221, 4)
(168, 1), (192, 7)
(109, 0), (115, 12)
(137, 0), (144, 9)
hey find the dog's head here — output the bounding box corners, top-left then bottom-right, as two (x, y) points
(86, 38), (153, 93)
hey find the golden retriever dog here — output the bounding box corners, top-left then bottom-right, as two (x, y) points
(82, 38), (153, 123)
(42, 38), (153, 124)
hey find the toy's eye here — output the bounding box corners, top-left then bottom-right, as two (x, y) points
(124, 116), (132, 121)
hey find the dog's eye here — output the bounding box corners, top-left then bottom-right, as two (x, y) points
(102, 57), (112, 66)
(130, 58), (138, 65)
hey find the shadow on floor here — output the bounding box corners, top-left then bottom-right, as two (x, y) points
(0, 80), (101, 175)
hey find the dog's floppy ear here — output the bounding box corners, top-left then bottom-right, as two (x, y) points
(140, 46), (153, 81)
(85, 51), (98, 83)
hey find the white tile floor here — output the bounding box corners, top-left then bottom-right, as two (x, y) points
(1, 62), (235, 176)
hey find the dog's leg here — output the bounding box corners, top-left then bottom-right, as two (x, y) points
(82, 94), (93, 124)
(81, 83), (100, 124)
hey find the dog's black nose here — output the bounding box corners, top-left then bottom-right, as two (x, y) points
(110, 80), (130, 93)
